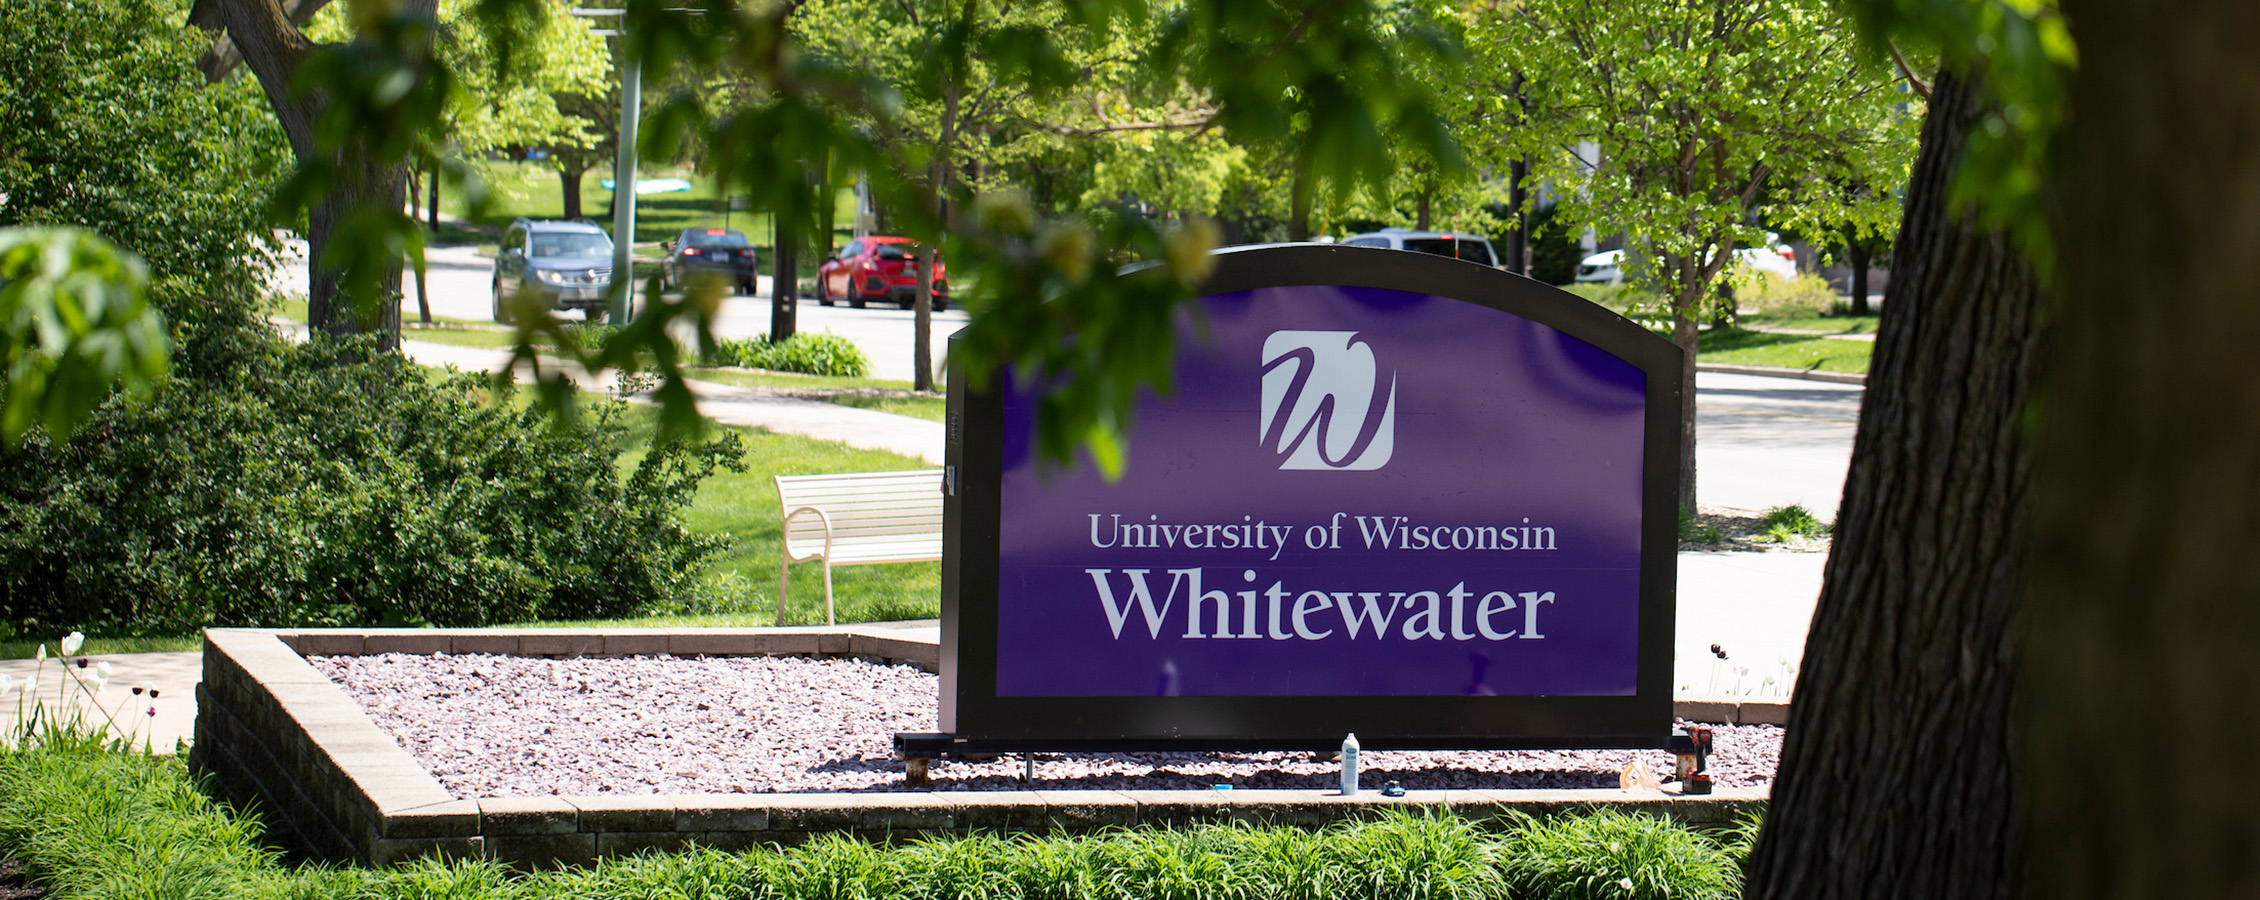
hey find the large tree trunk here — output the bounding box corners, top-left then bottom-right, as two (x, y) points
(191, 0), (427, 350)
(561, 165), (584, 220)
(305, 155), (408, 350)
(771, 213), (798, 342)
(1743, 70), (2042, 900)
(1844, 222), (1874, 316)
(2024, 4), (2260, 897)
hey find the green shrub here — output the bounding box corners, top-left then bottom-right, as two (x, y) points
(1497, 810), (1744, 900)
(1758, 504), (1831, 542)
(0, 327), (745, 636)
(1731, 272), (1841, 317)
(713, 333), (873, 377)
(1324, 811), (1508, 899)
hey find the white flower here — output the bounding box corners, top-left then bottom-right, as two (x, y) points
(94, 661), (113, 679)
(21, 677), (35, 694)
(1618, 877), (1635, 891)
(0, 674), (13, 694)
(34, 645), (44, 663)
(59, 632), (84, 656)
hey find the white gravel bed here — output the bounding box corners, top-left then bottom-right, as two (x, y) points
(312, 653), (1779, 799)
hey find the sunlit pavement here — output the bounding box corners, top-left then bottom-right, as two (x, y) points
(0, 651), (199, 753)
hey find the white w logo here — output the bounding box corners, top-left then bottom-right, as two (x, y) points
(1259, 331), (1397, 471)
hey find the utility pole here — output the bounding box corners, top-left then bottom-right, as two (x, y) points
(572, 8), (641, 323)
(607, 53), (641, 323)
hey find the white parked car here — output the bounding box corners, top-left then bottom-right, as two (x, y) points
(1573, 238), (1797, 285)
(1339, 228), (1503, 269)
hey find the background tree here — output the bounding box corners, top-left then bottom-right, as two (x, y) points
(1465, 0), (1918, 511)
(417, 0), (610, 229)
(783, 0), (1089, 390)
(188, 0), (459, 349)
(552, 86), (619, 221)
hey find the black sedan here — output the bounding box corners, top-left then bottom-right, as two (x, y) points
(662, 228), (759, 294)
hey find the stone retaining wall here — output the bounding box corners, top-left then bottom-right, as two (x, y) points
(190, 627), (1768, 870)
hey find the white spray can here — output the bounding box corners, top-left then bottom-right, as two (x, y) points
(1341, 732), (1361, 796)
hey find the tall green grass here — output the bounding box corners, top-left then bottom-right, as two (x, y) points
(0, 745), (1761, 900)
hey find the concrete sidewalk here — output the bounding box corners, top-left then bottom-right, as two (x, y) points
(0, 651), (198, 753)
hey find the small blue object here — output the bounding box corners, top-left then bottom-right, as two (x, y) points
(1381, 781), (1407, 798)
(1212, 784), (1235, 791)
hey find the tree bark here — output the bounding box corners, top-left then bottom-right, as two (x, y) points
(771, 212), (798, 342)
(914, 79), (954, 394)
(1508, 157), (1530, 276)
(1743, 69), (2041, 900)
(2025, 3), (2260, 897)
(426, 159), (439, 230)
(1671, 304), (1699, 513)
(191, 0), (425, 350)
(561, 166), (584, 220)
(306, 156), (407, 348)
(1845, 223), (1874, 316)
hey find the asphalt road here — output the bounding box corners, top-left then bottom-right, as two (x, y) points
(376, 244), (966, 384)
(1694, 371), (1861, 515)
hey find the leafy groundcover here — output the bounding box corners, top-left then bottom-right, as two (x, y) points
(0, 746), (1758, 900)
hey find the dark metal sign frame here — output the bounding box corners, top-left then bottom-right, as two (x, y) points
(915, 244), (1683, 755)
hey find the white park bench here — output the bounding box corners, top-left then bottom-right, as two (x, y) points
(774, 469), (946, 625)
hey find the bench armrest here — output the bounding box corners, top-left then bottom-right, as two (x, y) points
(781, 505), (837, 561)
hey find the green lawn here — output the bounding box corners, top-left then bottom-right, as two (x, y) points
(640, 421), (942, 628)
(682, 368), (918, 393)
(398, 324), (519, 348)
(1737, 310), (1881, 334)
(1698, 328), (1873, 374)
(822, 393), (947, 422)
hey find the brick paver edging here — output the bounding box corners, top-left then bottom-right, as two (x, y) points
(189, 627), (1767, 870)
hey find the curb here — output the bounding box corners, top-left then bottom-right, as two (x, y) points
(1697, 362), (1866, 386)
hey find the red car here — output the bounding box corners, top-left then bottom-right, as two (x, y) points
(815, 236), (949, 310)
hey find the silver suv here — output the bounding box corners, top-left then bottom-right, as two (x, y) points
(492, 218), (614, 322)
(1338, 228), (1502, 268)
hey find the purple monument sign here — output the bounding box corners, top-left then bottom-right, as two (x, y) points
(997, 285), (1645, 697)
(927, 245), (1680, 752)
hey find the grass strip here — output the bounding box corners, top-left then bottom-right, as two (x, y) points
(1696, 329), (1872, 374)
(0, 745), (1756, 900)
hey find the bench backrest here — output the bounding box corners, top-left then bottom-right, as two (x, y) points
(775, 469), (945, 553)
